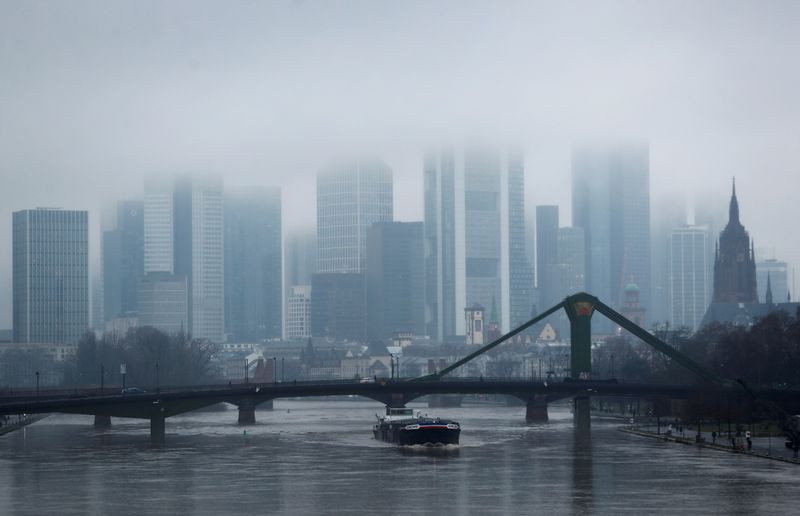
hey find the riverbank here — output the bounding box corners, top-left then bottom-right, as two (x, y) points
(620, 426), (800, 465)
(0, 414), (48, 437)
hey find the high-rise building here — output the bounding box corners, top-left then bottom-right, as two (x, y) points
(572, 143), (650, 317)
(555, 227), (586, 297)
(286, 285), (311, 340)
(316, 160), (393, 274)
(424, 146), (531, 341)
(143, 176), (224, 341)
(310, 273), (365, 342)
(144, 178), (175, 274)
(667, 225), (710, 331)
(224, 187), (282, 342)
(285, 229), (317, 290)
(103, 200), (144, 321)
(650, 193), (687, 323)
(12, 208), (89, 343)
(137, 272), (188, 334)
(536, 205), (559, 308)
(756, 259), (788, 303)
(508, 153), (535, 329)
(366, 222), (425, 340)
(713, 180), (757, 303)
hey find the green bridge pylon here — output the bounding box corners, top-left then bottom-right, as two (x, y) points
(563, 292), (596, 380)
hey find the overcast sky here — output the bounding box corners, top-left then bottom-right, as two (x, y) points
(1, 0), (799, 328)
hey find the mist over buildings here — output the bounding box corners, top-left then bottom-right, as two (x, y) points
(1, 0), (799, 328)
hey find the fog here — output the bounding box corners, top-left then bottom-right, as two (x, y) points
(1, 0), (799, 327)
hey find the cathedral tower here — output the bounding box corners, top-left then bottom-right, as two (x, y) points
(713, 179), (757, 303)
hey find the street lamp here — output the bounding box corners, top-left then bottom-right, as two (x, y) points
(273, 357), (277, 384)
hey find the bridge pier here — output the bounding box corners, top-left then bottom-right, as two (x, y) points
(574, 396), (591, 431)
(525, 395), (549, 422)
(238, 404), (256, 425)
(93, 415), (111, 428)
(150, 416), (166, 445)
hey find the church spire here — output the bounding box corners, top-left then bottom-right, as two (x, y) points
(766, 272), (774, 306)
(729, 177), (740, 226)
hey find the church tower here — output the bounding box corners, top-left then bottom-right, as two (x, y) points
(713, 179), (757, 303)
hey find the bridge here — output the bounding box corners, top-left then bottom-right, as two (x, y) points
(1, 293), (798, 444)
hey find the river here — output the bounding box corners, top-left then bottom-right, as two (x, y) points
(0, 400), (798, 515)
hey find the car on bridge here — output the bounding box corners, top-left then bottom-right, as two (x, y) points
(121, 387), (146, 395)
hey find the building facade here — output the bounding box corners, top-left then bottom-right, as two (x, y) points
(507, 153), (535, 329)
(572, 143), (651, 319)
(424, 146), (531, 341)
(103, 200), (144, 322)
(286, 285), (312, 340)
(555, 227), (586, 297)
(536, 205), (559, 308)
(365, 221), (425, 340)
(12, 208), (89, 343)
(144, 176), (224, 341)
(667, 225), (710, 330)
(224, 187), (282, 342)
(137, 272), (188, 335)
(650, 193), (688, 323)
(310, 273), (366, 342)
(316, 159), (393, 274)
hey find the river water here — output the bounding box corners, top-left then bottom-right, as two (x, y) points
(0, 400), (798, 515)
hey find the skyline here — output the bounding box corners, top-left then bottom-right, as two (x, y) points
(2, 0), (799, 327)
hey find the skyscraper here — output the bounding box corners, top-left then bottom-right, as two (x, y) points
(102, 200), (144, 321)
(285, 229), (317, 289)
(713, 180), (757, 303)
(555, 227), (586, 297)
(311, 273), (366, 342)
(284, 228), (317, 340)
(650, 193), (687, 323)
(143, 176), (224, 342)
(365, 221), (425, 340)
(424, 146), (530, 341)
(508, 153), (535, 329)
(668, 225), (710, 330)
(224, 187), (282, 342)
(535, 205), (559, 308)
(137, 272), (188, 334)
(316, 159), (393, 274)
(13, 208), (89, 343)
(572, 143), (650, 316)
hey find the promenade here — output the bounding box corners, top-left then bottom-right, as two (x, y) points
(622, 422), (800, 464)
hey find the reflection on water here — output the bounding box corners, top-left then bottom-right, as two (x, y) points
(0, 400), (799, 515)
(572, 430), (593, 515)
